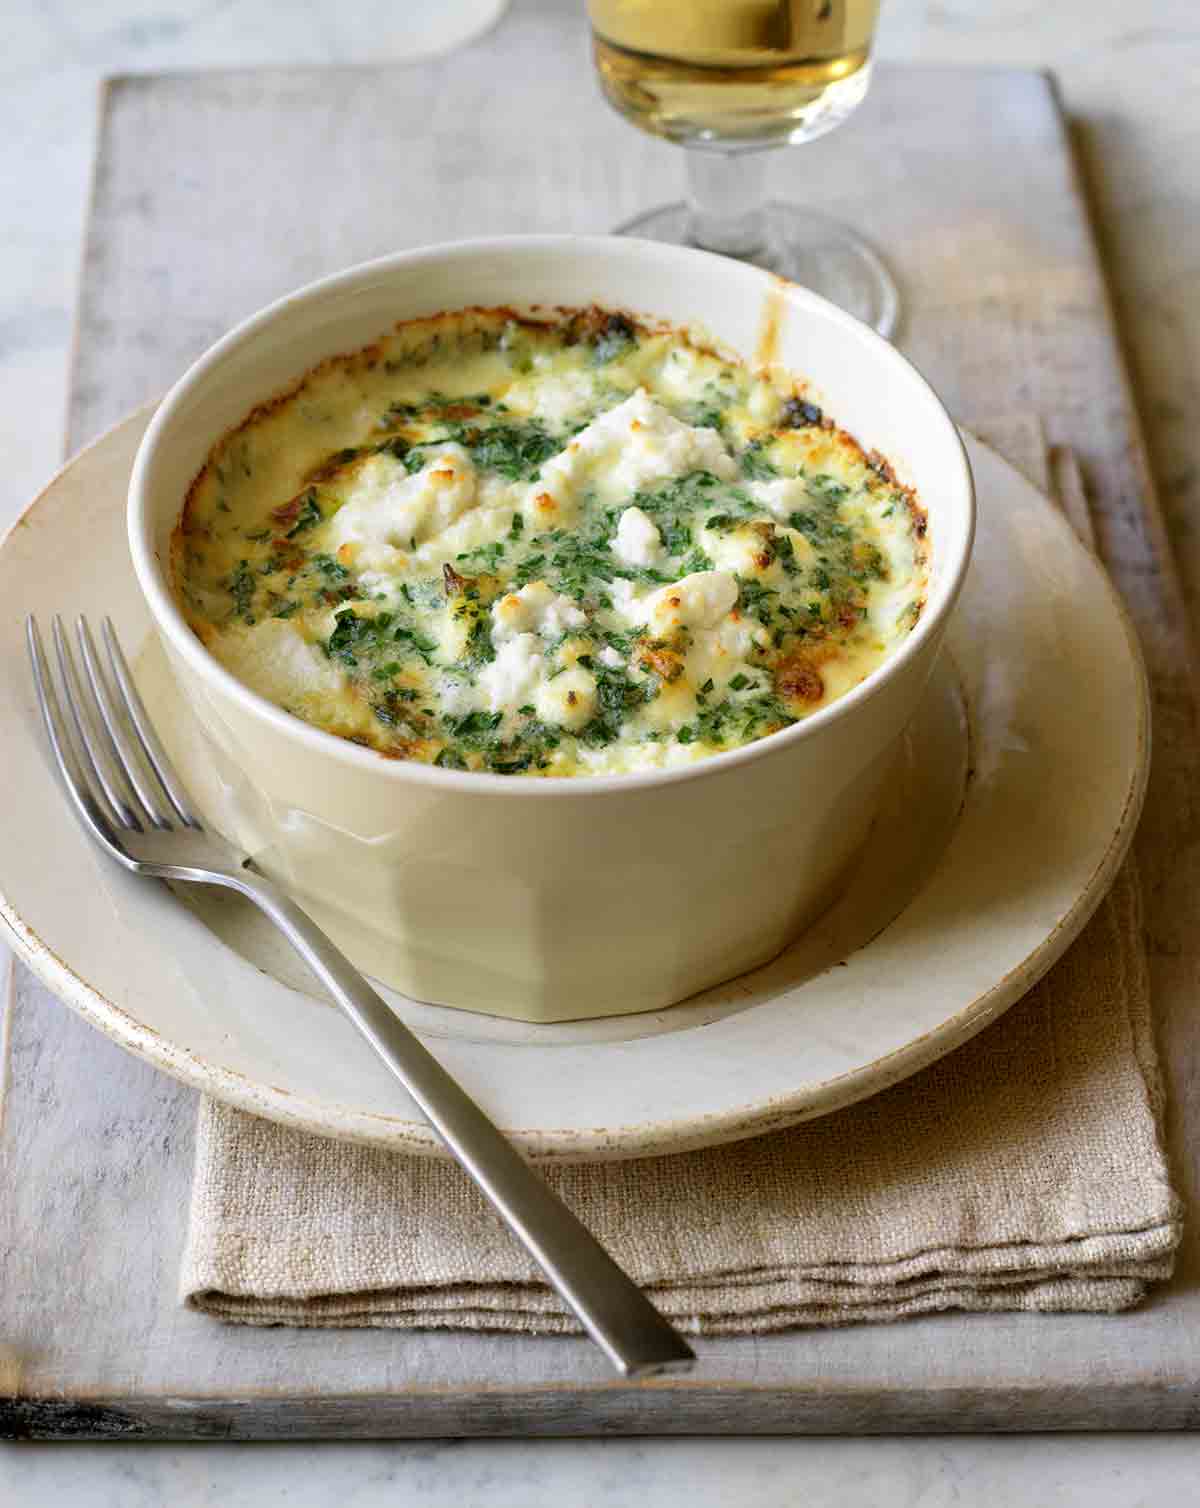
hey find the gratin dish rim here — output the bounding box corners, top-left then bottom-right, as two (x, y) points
(127, 234), (975, 797)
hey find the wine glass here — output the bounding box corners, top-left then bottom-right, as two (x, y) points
(586, 0), (898, 339)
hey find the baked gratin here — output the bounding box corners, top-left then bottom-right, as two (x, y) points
(174, 308), (928, 776)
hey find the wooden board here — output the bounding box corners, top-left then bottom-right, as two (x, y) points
(3, 7), (1198, 1436)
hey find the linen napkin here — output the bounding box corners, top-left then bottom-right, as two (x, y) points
(181, 422), (1183, 1332)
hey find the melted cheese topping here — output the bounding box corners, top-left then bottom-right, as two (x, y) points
(174, 308), (928, 776)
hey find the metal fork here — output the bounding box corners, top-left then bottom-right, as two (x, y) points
(26, 614), (696, 1380)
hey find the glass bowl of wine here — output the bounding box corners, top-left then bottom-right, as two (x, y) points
(587, 0), (898, 338)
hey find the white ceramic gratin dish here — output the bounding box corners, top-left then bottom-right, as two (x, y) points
(127, 236), (974, 1022)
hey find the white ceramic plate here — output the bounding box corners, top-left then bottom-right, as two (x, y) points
(0, 412), (1148, 1160)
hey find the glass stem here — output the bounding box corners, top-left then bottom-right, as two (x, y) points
(685, 150), (770, 258)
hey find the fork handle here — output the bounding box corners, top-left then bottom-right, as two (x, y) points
(234, 871), (696, 1379)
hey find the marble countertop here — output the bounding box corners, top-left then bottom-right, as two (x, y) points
(4, 0), (1199, 1499)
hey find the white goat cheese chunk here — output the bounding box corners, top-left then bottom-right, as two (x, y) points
(529, 389), (738, 525)
(748, 476), (808, 521)
(535, 666), (598, 731)
(328, 445), (478, 571)
(646, 570), (739, 635)
(492, 581), (587, 643)
(477, 634), (544, 733)
(612, 505), (663, 567)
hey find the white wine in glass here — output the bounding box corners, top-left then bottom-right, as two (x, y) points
(587, 0), (898, 337)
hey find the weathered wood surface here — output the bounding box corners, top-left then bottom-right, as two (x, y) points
(2, 7), (1198, 1436)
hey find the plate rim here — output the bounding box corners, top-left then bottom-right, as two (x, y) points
(0, 410), (1150, 1160)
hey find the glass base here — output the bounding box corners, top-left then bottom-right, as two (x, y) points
(614, 201), (900, 341)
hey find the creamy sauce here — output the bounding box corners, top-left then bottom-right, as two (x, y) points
(174, 307), (927, 776)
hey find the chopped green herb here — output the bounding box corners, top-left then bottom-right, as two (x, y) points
(286, 491), (323, 538)
(687, 403), (725, 432)
(455, 541), (506, 570)
(661, 521), (692, 555)
(739, 442), (777, 481)
(310, 553), (350, 582)
(227, 560), (256, 622)
(579, 664), (645, 747)
(679, 547), (713, 575)
(489, 754), (534, 775)
(393, 625), (438, 662)
(460, 421), (563, 481)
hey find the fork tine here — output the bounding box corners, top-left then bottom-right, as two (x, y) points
(51, 615), (149, 831)
(27, 617), (125, 851)
(77, 617), (174, 830)
(101, 617), (203, 829)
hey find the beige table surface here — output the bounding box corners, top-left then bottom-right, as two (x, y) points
(4, 0), (1200, 1500)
